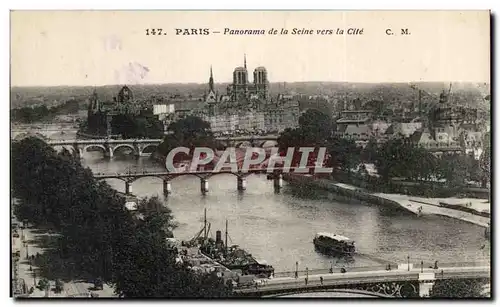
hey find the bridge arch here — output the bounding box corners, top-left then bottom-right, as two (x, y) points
(98, 178), (128, 194)
(261, 140), (278, 148)
(53, 145), (76, 154)
(140, 144), (158, 155)
(112, 144), (138, 157)
(126, 175), (168, 184)
(83, 144), (108, 156)
(236, 141), (253, 148)
(270, 289), (391, 298)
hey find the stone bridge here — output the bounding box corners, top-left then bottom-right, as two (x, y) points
(235, 263), (490, 298)
(45, 135), (279, 159)
(47, 139), (162, 159)
(93, 167), (313, 196)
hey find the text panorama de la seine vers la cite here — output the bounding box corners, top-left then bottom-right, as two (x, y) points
(145, 28), (410, 36)
(174, 28), (364, 35)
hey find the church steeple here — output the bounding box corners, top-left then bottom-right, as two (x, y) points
(244, 54), (247, 69)
(209, 65), (214, 92)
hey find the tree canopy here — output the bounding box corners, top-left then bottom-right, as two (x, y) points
(157, 115), (217, 159)
(430, 278), (488, 298)
(111, 113), (164, 139)
(297, 109), (334, 143)
(11, 99), (82, 123)
(374, 138), (438, 181)
(11, 137), (232, 297)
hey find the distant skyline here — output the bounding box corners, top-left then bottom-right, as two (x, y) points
(11, 11), (490, 87)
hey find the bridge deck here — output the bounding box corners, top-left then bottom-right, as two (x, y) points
(93, 167), (317, 179)
(235, 266), (490, 295)
(45, 135), (279, 146)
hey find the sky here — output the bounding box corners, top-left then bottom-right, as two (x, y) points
(10, 10), (490, 87)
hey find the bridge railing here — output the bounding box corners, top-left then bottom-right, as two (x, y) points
(92, 167), (320, 178)
(272, 261), (490, 279)
(45, 135), (279, 145)
(273, 265), (390, 279)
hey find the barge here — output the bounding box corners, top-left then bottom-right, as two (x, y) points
(186, 209), (275, 278)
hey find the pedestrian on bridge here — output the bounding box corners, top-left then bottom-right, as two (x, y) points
(320, 276), (324, 285)
(304, 277), (308, 286)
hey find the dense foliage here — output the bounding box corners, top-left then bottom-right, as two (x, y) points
(110, 113), (164, 139)
(11, 99), (81, 123)
(276, 109), (340, 167)
(157, 116), (217, 160)
(430, 278), (488, 298)
(277, 109), (490, 191)
(11, 137), (232, 297)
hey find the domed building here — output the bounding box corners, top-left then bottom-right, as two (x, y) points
(85, 85), (156, 137)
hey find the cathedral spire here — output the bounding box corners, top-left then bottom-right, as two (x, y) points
(209, 65), (214, 92)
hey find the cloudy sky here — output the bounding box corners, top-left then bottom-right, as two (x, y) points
(11, 10), (490, 86)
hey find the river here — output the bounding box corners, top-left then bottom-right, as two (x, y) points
(39, 129), (493, 272)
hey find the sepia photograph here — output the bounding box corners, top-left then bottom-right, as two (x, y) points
(9, 10), (491, 299)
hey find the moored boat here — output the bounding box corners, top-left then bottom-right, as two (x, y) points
(313, 232), (356, 256)
(188, 209), (275, 278)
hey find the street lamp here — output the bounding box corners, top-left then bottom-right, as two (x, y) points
(421, 260), (424, 273)
(407, 255), (410, 271)
(24, 242), (29, 260)
(295, 261), (298, 279)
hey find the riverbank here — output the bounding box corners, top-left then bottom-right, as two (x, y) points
(11, 203), (117, 298)
(283, 174), (490, 228)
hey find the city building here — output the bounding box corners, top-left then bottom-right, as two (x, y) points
(410, 129), (463, 158)
(335, 110), (374, 139)
(85, 85), (157, 137)
(196, 57), (299, 134)
(384, 122), (423, 139)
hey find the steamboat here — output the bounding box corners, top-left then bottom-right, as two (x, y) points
(313, 232), (356, 256)
(185, 209), (275, 278)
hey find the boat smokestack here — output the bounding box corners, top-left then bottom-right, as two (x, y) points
(216, 230), (222, 244)
(204, 208), (207, 240)
(225, 220), (228, 256)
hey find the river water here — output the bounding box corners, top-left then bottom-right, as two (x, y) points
(46, 129), (492, 272)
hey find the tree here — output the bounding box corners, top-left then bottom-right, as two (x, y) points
(374, 138), (437, 182)
(326, 136), (361, 175)
(137, 196), (177, 238)
(54, 279), (64, 293)
(12, 137), (233, 298)
(111, 114), (164, 139)
(479, 131), (491, 188)
(436, 154), (467, 188)
(430, 278), (488, 298)
(37, 278), (50, 292)
(298, 109), (333, 144)
(276, 110), (335, 168)
(111, 201), (231, 298)
(157, 116), (216, 159)
(277, 128), (306, 151)
(361, 138), (379, 164)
